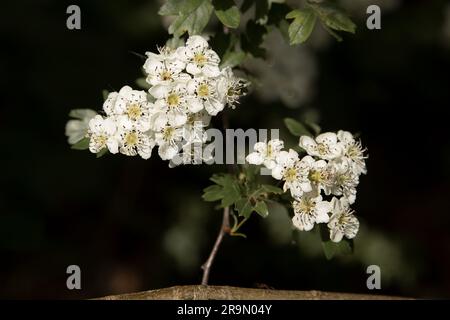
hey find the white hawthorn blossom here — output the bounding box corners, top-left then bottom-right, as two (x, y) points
(292, 192), (331, 231)
(337, 130), (367, 175)
(143, 51), (188, 87)
(299, 132), (342, 160)
(272, 150), (313, 199)
(88, 115), (119, 154)
(176, 35), (221, 77)
(103, 86), (151, 132)
(154, 125), (184, 160)
(68, 35), (246, 163)
(117, 117), (154, 159)
(186, 77), (224, 116)
(246, 139), (284, 169)
(150, 82), (190, 128)
(65, 109), (97, 144)
(216, 67), (249, 109)
(326, 159), (359, 204)
(183, 111), (210, 144)
(327, 197), (360, 243)
(246, 129), (367, 242)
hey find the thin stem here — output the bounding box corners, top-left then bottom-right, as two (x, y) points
(201, 206), (230, 285)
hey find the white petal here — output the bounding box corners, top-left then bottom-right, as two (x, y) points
(143, 59), (163, 75)
(175, 46), (191, 62)
(167, 59), (185, 74)
(292, 213), (314, 231)
(253, 142), (267, 153)
(168, 110), (187, 126)
(299, 135), (317, 151)
(107, 138), (119, 154)
(103, 92), (118, 115)
(204, 99), (224, 116)
(186, 35), (209, 51)
(158, 143), (178, 160)
(316, 132), (337, 145)
(149, 84), (170, 99)
(315, 209), (330, 224)
(316, 201), (331, 217)
(300, 181), (312, 193)
(150, 113), (167, 131)
(271, 166), (283, 180)
(102, 118), (117, 135)
(329, 228), (344, 243)
(202, 64), (221, 77)
(138, 136), (154, 160)
(269, 139), (284, 152)
(337, 130), (354, 144)
(264, 159), (277, 170)
(186, 63), (201, 75)
(187, 97), (204, 113)
(246, 152), (264, 165)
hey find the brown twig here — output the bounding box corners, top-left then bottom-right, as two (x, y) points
(97, 285), (412, 300)
(201, 206), (230, 285)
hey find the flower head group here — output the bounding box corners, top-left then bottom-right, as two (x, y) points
(68, 36), (248, 164)
(246, 131), (367, 242)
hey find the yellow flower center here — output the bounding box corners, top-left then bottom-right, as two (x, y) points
(95, 135), (107, 147)
(347, 145), (361, 158)
(317, 143), (328, 155)
(167, 93), (180, 107)
(126, 103), (142, 121)
(194, 53), (207, 66)
(284, 167), (298, 182)
(163, 127), (175, 140)
(338, 213), (350, 225)
(197, 84), (209, 97)
(160, 70), (172, 81)
(309, 170), (323, 183)
(125, 132), (138, 146)
(297, 198), (315, 214)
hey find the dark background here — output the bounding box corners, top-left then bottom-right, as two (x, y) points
(1, 0), (449, 299)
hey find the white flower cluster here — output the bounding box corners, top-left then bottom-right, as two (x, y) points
(84, 36), (247, 162)
(246, 131), (367, 242)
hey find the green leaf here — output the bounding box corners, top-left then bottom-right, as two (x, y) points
(168, 0), (213, 37)
(309, 1), (356, 34)
(96, 148), (108, 158)
(319, 224), (354, 259)
(285, 9), (317, 45)
(220, 50), (246, 69)
(260, 184), (283, 195)
(202, 174), (241, 208)
(136, 77), (151, 90)
(202, 185), (224, 201)
(305, 121), (321, 136)
(284, 118), (313, 137)
(321, 23), (343, 42)
(68, 109), (97, 120)
(102, 90), (109, 101)
(235, 198), (254, 218)
(159, 0), (203, 16)
(213, 0), (240, 29)
(254, 200), (269, 218)
(322, 238), (354, 260)
(165, 36), (185, 49)
(71, 137), (90, 150)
